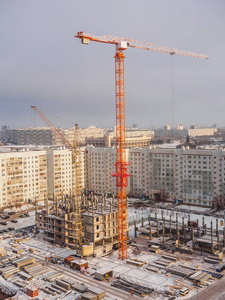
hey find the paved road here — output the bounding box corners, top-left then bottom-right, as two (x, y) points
(189, 276), (225, 300)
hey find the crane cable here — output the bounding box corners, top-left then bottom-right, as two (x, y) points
(170, 53), (175, 130)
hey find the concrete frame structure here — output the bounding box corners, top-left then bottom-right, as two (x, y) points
(36, 195), (118, 256)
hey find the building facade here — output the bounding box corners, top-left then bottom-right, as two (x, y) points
(0, 128), (53, 145)
(85, 147), (225, 207)
(2, 146), (225, 208)
(0, 150), (47, 207)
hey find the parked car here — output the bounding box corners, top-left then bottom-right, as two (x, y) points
(0, 222), (7, 226)
(19, 214), (26, 218)
(8, 211), (16, 215)
(7, 227), (15, 231)
(11, 219), (18, 223)
(1, 214), (10, 220)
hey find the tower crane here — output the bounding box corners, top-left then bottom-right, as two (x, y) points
(75, 32), (209, 260)
(31, 106), (83, 252)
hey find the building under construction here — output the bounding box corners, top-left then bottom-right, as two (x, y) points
(36, 194), (118, 257)
(134, 211), (225, 255)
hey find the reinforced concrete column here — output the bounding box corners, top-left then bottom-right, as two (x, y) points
(157, 219), (159, 236)
(216, 219), (220, 250)
(192, 227), (195, 250)
(134, 220), (137, 238)
(162, 217), (165, 244)
(149, 215), (152, 240)
(223, 227), (225, 246)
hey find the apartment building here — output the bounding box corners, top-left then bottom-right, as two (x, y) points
(0, 150), (47, 207)
(85, 147), (225, 207)
(155, 127), (217, 138)
(85, 147), (130, 196)
(0, 127), (53, 145)
(46, 148), (86, 199)
(2, 145), (225, 208)
(55, 126), (107, 146)
(86, 135), (152, 148)
(0, 147), (86, 208)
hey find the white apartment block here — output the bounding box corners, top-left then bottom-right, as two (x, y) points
(46, 148), (85, 199)
(0, 147), (85, 208)
(85, 147), (130, 196)
(2, 146), (225, 208)
(0, 128), (53, 145)
(0, 150), (47, 207)
(85, 147), (225, 207)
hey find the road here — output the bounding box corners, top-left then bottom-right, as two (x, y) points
(32, 253), (141, 300)
(189, 276), (225, 300)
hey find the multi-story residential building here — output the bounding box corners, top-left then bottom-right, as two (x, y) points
(2, 145), (225, 208)
(85, 147), (225, 207)
(0, 127), (53, 145)
(56, 126), (107, 146)
(46, 148), (85, 199)
(85, 147), (131, 196)
(155, 127), (217, 139)
(0, 150), (47, 207)
(0, 147), (86, 207)
(86, 135), (152, 148)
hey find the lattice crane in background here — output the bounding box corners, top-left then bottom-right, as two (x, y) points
(75, 32), (209, 260)
(31, 105), (83, 252)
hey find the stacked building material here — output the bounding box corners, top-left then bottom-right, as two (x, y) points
(162, 254), (179, 262)
(189, 271), (212, 285)
(204, 255), (223, 264)
(55, 279), (71, 290)
(146, 265), (160, 273)
(14, 257), (35, 268)
(167, 266), (194, 278)
(149, 245), (160, 253)
(45, 272), (63, 282)
(88, 286), (106, 300)
(155, 258), (172, 267)
(111, 277), (153, 297)
(1, 265), (20, 278)
(126, 260), (144, 267)
(73, 283), (88, 293)
(82, 293), (98, 300)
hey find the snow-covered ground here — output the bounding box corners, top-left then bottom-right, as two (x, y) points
(176, 205), (209, 212)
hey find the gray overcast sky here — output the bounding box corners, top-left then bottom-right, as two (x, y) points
(0, 0), (224, 129)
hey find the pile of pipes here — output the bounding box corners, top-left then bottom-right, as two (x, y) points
(112, 277), (153, 297)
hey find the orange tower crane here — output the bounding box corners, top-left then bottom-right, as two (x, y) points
(75, 32), (209, 260)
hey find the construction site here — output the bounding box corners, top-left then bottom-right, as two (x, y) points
(3, 32), (225, 300)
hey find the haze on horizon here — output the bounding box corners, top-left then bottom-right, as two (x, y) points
(0, 1), (224, 130)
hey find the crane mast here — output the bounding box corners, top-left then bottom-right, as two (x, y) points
(75, 31), (209, 260)
(31, 106), (83, 253)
